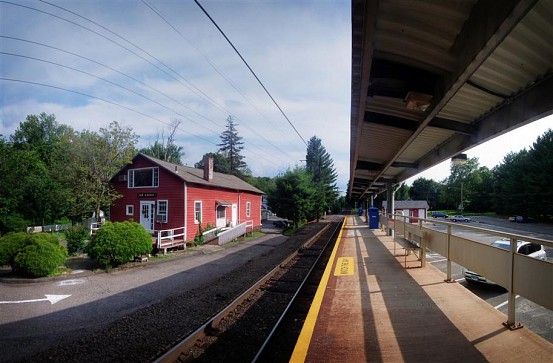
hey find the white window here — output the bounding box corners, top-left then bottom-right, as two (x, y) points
(157, 200), (168, 223)
(246, 202), (251, 217)
(128, 167), (159, 188)
(126, 205), (134, 216)
(216, 205), (226, 219)
(194, 201), (202, 224)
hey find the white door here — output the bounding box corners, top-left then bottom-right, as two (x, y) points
(231, 204), (238, 227)
(140, 201), (155, 232)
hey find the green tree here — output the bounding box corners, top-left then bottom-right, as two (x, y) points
(268, 167), (316, 226)
(305, 136), (338, 220)
(465, 166), (494, 212)
(525, 129), (553, 219)
(246, 176), (275, 196)
(493, 151), (529, 215)
(409, 178), (442, 209)
(394, 183), (410, 200)
(1, 114), (73, 229)
(194, 152), (230, 173)
(442, 157), (480, 212)
(218, 116), (248, 176)
(140, 119), (184, 165)
(60, 121), (138, 221)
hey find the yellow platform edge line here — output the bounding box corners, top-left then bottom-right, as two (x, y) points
(289, 215), (349, 362)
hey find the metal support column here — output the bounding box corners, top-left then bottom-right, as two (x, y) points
(503, 237), (522, 329)
(386, 182), (394, 237)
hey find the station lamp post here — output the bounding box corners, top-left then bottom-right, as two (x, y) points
(451, 153), (468, 213)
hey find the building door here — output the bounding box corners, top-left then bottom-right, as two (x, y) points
(140, 201), (155, 232)
(231, 204), (238, 226)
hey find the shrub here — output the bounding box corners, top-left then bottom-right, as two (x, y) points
(64, 225), (89, 255)
(0, 232), (67, 277)
(87, 221), (152, 268)
(0, 214), (30, 234)
(194, 221), (204, 246)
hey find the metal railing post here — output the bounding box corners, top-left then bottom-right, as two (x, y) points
(419, 219), (426, 267)
(446, 225), (453, 282)
(504, 237), (522, 329)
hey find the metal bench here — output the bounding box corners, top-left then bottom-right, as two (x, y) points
(393, 228), (425, 268)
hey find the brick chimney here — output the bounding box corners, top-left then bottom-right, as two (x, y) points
(203, 155), (213, 182)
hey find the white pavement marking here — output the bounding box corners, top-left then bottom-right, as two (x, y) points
(429, 258), (448, 263)
(57, 279), (85, 286)
(0, 294), (71, 305)
(495, 295), (520, 309)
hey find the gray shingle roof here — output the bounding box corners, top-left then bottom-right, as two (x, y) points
(382, 200), (429, 209)
(137, 153), (264, 195)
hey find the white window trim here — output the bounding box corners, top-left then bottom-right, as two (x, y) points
(126, 205), (134, 216)
(127, 167), (159, 188)
(194, 201), (202, 224)
(157, 200), (168, 223)
(246, 201), (251, 217)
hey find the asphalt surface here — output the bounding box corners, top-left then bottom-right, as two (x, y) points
(0, 220), (289, 362)
(423, 215), (553, 343)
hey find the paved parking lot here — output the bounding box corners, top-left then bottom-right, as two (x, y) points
(423, 216), (552, 343)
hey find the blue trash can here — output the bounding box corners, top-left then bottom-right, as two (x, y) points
(368, 207), (379, 229)
(358, 207), (363, 216)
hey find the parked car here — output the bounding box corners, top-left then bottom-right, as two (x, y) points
(451, 215), (470, 222)
(431, 212), (449, 218)
(515, 215), (534, 223)
(273, 219), (291, 228)
(463, 239), (546, 285)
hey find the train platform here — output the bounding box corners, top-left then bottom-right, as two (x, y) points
(291, 215), (553, 362)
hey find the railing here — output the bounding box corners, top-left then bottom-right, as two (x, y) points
(202, 227), (219, 242)
(246, 220), (254, 232)
(157, 227), (186, 253)
(379, 213), (553, 329)
(216, 221), (251, 246)
(26, 223), (72, 234)
(90, 222), (102, 235)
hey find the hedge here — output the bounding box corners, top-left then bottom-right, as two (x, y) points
(0, 232), (67, 277)
(87, 221), (152, 268)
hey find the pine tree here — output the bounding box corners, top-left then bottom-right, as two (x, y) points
(305, 136), (338, 220)
(218, 116), (247, 176)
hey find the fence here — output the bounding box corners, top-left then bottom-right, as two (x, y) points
(156, 227), (186, 253)
(216, 220), (254, 246)
(26, 224), (71, 234)
(380, 213), (553, 328)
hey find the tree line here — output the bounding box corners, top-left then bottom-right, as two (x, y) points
(0, 113), (342, 234)
(379, 129), (553, 221)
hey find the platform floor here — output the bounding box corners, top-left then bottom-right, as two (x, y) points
(291, 215), (552, 362)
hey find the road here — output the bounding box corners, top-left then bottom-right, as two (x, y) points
(0, 231), (289, 362)
(423, 216), (553, 343)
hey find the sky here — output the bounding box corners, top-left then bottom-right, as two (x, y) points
(1, 1), (551, 195)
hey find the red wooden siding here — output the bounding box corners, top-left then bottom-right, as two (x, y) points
(110, 154), (263, 242)
(186, 185), (261, 240)
(111, 157), (185, 233)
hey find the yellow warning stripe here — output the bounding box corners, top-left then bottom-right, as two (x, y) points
(289, 215), (348, 362)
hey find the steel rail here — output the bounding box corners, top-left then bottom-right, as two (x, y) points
(252, 219), (343, 362)
(154, 221), (336, 363)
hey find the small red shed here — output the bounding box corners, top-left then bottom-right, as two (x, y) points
(110, 153), (264, 243)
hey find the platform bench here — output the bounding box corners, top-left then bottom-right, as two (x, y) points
(393, 228), (425, 268)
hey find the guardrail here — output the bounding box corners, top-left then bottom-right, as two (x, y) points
(379, 213), (553, 329)
(157, 227), (186, 253)
(26, 223), (72, 233)
(216, 221), (251, 246)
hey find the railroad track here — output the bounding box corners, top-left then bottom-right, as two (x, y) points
(155, 218), (343, 362)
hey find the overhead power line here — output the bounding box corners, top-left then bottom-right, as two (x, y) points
(194, 0), (308, 147)
(141, 0), (303, 157)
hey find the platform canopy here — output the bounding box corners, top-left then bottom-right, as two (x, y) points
(349, 0), (553, 201)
